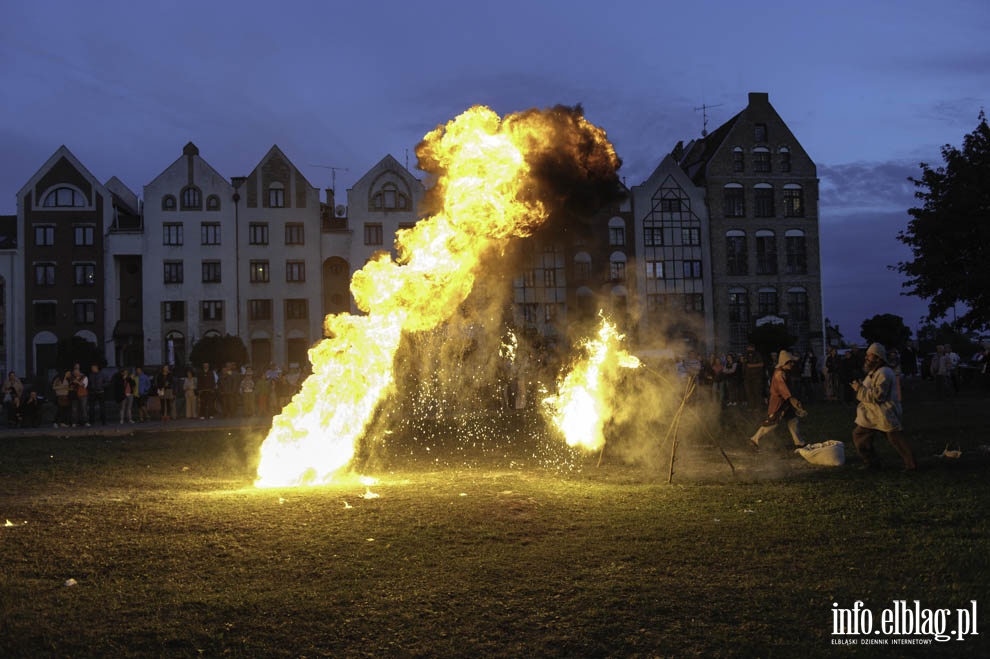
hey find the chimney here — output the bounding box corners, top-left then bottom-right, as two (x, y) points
(748, 92), (769, 106)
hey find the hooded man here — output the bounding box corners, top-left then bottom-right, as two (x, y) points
(748, 349), (807, 450)
(851, 343), (917, 471)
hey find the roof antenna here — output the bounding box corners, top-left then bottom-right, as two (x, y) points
(693, 103), (724, 137)
(310, 164), (349, 193)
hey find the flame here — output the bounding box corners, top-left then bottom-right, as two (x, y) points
(542, 316), (640, 452)
(255, 105), (619, 487)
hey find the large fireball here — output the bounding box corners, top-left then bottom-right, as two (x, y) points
(255, 105), (620, 488)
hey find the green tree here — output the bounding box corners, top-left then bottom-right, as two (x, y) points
(188, 334), (248, 369)
(860, 313), (911, 349)
(896, 111), (990, 331)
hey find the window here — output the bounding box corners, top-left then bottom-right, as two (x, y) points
(643, 226), (663, 246)
(608, 218), (626, 246)
(249, 223), (269, 245)
(42, 187), (86, 207)
(681, 228), (700, 246)
(646, 294), (666, 313)
(682, 260), (702, 279)
(544, 268), (557, 287)
(285, 223), (304, 245)
(286, 260), (306, 282)
(724, 185), (744, 217)
(757, 288), (778, 316)
(163, 223), (183, 246)
(779, 147), (792, 173)
(787, 288), (809, 322)
(249, 299), (272, 321)
(34, 225), (54, 246)
(684, 294), (704, 313)
(163, 301), (185, 322)
(753, 148), (771, 173)
(372, 183), (408, 210)
(181, 186), (202, 210)
(162, 195), (177, 211)
(285, 298), (308, 320)
(364, 223), (383, 245)
(733, 147), (744, 173)
(645, 260), (665, 279)
(609, 254), (626, 282)
(202, 303), (224, 324)
(726, 231), (747, 276)
(574, 253), (591, 283)
(268, 183), (285, 208)
(755, 231), (777, 275)
(74, 225), (95, 246)
(754, 123), (767, 142)
(74, 263), (96, 286)
(34, 302), (57, 326)
(250, 260), (270, 283)
(754, 185), (775, 217)
(73, 301), (96, 324)
(163, 260), (183, 284)
(206, 195), (220, 211)
(785, 230), (808, 274)
(34, 263), (56, 287)
(201, 300), (224, 321)
(201, 222), (221, 245)
(783, 185), (804, 217)
(202, 260), (222, 283)
(728, 289), (749, 322)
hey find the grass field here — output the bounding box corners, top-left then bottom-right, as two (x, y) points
(1, 384), (988, 657)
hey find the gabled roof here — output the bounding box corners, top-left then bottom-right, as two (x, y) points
(678, 109), (743, 186)
(244, 144), (317, 190)
(144, 141), (234, 191)
(17, 145), (106, 199)
(349, 154), (423, 192)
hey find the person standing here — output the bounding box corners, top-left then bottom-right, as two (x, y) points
(71, 365), (89, 427)
(156, 364), (176, 422)
(851, 343), (917, 471)
(824, 348), (841, 401)
(198, 363), (216, 419)
(748, 350), (807, 450)
(240, 367), (256, 417)
(930, 345), (951, 399)
(799, 350), (818, 403)
(183, 368), (198, 419)
(117, 368), (137, 424)
(135, 367), (152, 422)
(53, 370), (72, 428)
(88, 364), (108, 425)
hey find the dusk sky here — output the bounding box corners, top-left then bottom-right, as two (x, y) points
(2, 0), (988, 343)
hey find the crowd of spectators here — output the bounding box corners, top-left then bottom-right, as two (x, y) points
(1, 361), (308, 429)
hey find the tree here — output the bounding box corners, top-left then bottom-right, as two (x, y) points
(896, 111), (990, 331)
(860, 313), (911, 349)
(188, 334), (248, 369)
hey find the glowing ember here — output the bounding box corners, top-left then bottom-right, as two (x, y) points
(542, 316), (640, 452)
(254, 104), (620, 487)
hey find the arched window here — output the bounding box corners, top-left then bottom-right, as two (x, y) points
(753, 146), (771, 173)
(573, 252), (591, 283)
(728, 287), (749, 322)
(206, 195), (221, 211)
(757, 287), (778, 316)
(785, 229), (807, 274)
(608, 217), (625, 246)
(371, 182), (409, 211)
(42, 186), (87, 208)
(726, 229), (747, 275)
(180, 186), (202, 210)
(609, 251), (626, 282)
(783, 183), (804, 217)
(754, 183), (774, 218)
(755, 229), (777, 275)
(779, 146), (792, 172)
(786, 287), (809, 322)
(732, 146), (744, 173)
(162, 195), (177, 211)
(723, 183), (744, 217)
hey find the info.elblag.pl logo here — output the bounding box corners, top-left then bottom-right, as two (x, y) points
(831, 600), (979, 645)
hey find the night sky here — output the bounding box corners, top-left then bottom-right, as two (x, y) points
(2, 0), (987, 342)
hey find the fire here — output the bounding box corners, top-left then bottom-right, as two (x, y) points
(255, 104), (620, 487)
(542, 316), (640, 452)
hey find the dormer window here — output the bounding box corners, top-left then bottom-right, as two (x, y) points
(754, 123), (767, 142)
(42, 186), (86, 208)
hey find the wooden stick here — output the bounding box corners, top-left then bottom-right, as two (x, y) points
(665, 379), (696, 483)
